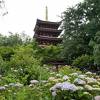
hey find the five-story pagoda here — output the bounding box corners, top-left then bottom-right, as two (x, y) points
(33, 7), (62, 46)
(33, 6), (66, 68)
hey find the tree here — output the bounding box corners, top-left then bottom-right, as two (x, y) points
(92, 31), (100, 66)
(0, 0), (8, 16)
(62, 0), (100, 64)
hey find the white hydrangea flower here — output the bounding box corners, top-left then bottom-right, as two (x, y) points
(9, 83), (16, 87)
(63, 75), (69, 80)
(92, 88), (100, 91)
(74, 78), (86, 85)
(56, 74), (62, 78)
(41, 80), (48, 83)
(4, 85), (9, 87)
(9, 83), (23, 87)
(50, 72), (55, 75)
(48, 77), (55, 81)
(30, 80), (39, 84)
(78, 75), (87, 79)
(15, 83), (23, 87)
(29, 84), (33, 87)
(84, 85), (93, 91)
(0, 86), (5, 91)
(52, 91), (57, 97)
(83, 92), (92, 97)
(70, 73), (79, 77)
(13, 70), (18, 72)
(86, 77), (97, 84)
(77, 86), (84, 90)
(85, 71), (92, 75)
(92, 85), (100, 88)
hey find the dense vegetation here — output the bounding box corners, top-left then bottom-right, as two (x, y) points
(62, 0), (100, 71)
(0, 32), (99, 100)
(0, 0), (100, 99)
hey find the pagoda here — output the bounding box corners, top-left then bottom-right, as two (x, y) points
(33, 7), (62, 46)
(33, 7), (66, 69)
(34, 19), (62, 46)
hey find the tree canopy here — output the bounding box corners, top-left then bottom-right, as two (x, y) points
(62, 0), (100, 66)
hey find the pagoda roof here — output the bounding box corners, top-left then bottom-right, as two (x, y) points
(35, 19), (61, 28)
(34, 26), (62, 33)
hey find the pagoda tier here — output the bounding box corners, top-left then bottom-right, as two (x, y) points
(34, 26), (62, 37)
(35, 36), (62, 45)
(35, 19), (61, 29)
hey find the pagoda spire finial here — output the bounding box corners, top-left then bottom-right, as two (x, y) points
(45, 6), (48, 21)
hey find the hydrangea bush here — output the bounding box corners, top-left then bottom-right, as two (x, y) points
(49, 71), (100, 100)
(0, 66), (100, 100)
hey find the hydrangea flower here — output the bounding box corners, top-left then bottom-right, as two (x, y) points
(48, 77), (55, 81)
(70, 73), (79, 77)
(50, 82), (78, 92)
(92, 88), (100, 91)
(30, 80), (39, 84)
(85, 71), (92, 75)
(50, 83), (62, 91)
(9, 83), (23, 87)
(4, 85), (9, 87)
(52, 91), (57, 97)
(15, 83), (23, 87)
(84, 85), (93, 91)
(86, 77), (97, 84)
(78, 75), (87, 79)
(61, 82), (78, 92)
(62, 75), (69, 80)
(50, 72), (55, 75)
(94, 96), (100, 100)
(77, 86), (84, 90)
(40, 80), (48, 83)
(0, 86), (5, 91)
(74, 78), (86, 85)
(9, 83), (16, 87)
(56, 74), (62, 78)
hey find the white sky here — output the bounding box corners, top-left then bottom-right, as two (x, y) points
(0, 0), (83, 37)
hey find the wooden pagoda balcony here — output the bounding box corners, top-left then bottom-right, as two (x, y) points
(34, 26), (62, 37)
(35, 36), (62, 45)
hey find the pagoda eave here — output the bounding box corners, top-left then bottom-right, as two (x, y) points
(36, 36), (62, 42)
(36, 19), (61, 26)
(34, 26), (62, 33)
(34, 19), (61, 29)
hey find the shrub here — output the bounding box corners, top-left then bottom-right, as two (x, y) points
(0, 46), (14, 61)
(72, 55), (94, 68)
(59, 66), (81, 76)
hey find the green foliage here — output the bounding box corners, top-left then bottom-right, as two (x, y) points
(91, 31), (100, 66)
(41, 45), (64, 63)
(72, 55), (94, 68)
(10, 45), (35, 68)
(62, 0), (100, 66)
(59, 66), (81, 76)
(0, 46), (14, 61)
(93, 45), (100, 66)
(0, 33), (22, 46)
